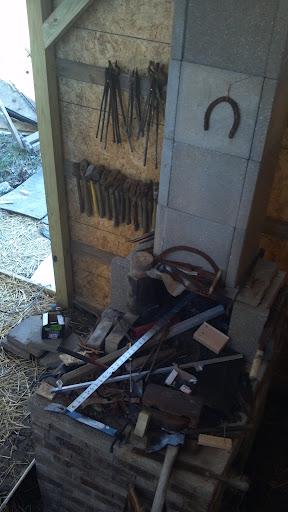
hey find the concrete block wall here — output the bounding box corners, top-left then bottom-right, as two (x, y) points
(155, 0), (288, 287)
(29, 394), (230, 512)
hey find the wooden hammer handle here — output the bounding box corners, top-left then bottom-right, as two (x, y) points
(151, 445), (179, 512)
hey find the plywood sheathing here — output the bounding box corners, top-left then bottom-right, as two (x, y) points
(261, 128), (288, 282)
(54, 0), (174, 310)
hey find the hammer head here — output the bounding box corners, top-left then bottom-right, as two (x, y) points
(146, 431), (185, 453)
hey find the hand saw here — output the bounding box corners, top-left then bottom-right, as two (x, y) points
(52, 293), (194, 415)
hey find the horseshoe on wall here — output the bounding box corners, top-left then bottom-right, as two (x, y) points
(204, 96), (240, 139)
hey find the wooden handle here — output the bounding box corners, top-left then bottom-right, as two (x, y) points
(90, 181), (99, 216)
(151, 445), (179, 512)
(249, 349), (264, 380)
(83, 180), (92, 217)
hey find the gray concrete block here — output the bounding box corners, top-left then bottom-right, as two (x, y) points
(1, 336), (31, 360)
(109, 256), (130, 313)
(7, 315), (47, 357)
(7, 315), (70, 357)
(170, 0), (187, 60)
(158, 137), (173, 206)
(154, 204), (234, 271)
(236, 161), (259, 230)
(168, 143), (247, 227)
(164, 59), (182, 140)
(250, 79), (278, 162)
(266, 0), (288, 79)
(105, 312), (138, 354)
(153, 204), (166, 255)
(175, 62), (263, 159)
(226, 227), (260, 287)
(228, 300), (269, 363)
(183, 0), (277, 76)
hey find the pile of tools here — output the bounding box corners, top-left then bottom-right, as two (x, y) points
(72, 159), (159, 232)
(96, 60), (166, 169)
(39, 288), (253, 510)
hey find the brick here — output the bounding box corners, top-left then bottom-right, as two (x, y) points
(168, 143), (247, 227)
(174, 62), (263, 160)
(183, 0), (277, 76)
(163, 59), (182, 140)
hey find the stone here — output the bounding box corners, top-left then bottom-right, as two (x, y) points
(174, 62), (263, 160)
(170, 0), (187, 60)
(0, 181), (13, 195)
(250, 79), (277, 162)
(226, 227), (260, 287)
(109, 256), (130, 313)
(154, 204), (234, 273)
(0, 336), (31, 360)
(39, 351), (61, 369)
(168, 143), (247, 227)
(237, 259), (278, 307)
(7, 315), (70, 357)
(163, 59), (182, 140)
(158, 137), (173, 207)
(183, 0), (277, 76)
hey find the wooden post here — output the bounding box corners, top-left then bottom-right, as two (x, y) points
(26, 0), (73, 307)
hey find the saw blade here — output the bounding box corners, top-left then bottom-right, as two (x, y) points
(67, 293), (195, 413)
(45, 403), (120, 438)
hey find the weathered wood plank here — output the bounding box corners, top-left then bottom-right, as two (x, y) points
(0, 99), (24, 148)
(26, 0), (72, 307)
(43, 0), (94, 49)
(56, 58), (151, 95)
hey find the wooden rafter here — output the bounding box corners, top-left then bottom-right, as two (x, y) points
(43, 0), (95, 49)
(26, 0), (73, 306)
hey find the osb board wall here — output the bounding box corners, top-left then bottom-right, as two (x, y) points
(261, 128), (288, 280)
(53, 0), (174, 310)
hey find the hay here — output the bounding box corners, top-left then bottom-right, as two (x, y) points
(0, 210), (51, 279)
(0, 275), (53, 505)
(0, 274), (55, 338)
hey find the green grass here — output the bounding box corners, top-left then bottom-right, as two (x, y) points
(0, 133), (42, 185)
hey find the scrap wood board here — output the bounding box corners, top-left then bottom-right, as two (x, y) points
(0, 169), (47, 219)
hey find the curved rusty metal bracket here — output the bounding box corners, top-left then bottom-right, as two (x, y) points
(204, 96), (240, 139)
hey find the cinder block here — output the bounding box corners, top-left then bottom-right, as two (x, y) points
(174, 62), (263, 159)
(170, 0), (187, 60)
(236, 161), (259, 230)
(86, 317), (114, 350)
(225, 227), (260, 287)
(153, 204), (234, 272)
(183, 0), (277, 76)
(163, 59), (182, 140)
(250, 79), (278, 162)
(7, 315), (46, 357)
(168, 143), (247, 227)
(109, 256), (130, 313)
(0, 336), (31, 360)
(266, 0), (288, 79)
(158, 137), (174, 206)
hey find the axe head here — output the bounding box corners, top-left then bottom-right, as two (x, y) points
(146, 431), (185, 453)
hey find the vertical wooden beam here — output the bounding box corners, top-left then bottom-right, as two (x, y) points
(26, 0), (73, 307)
